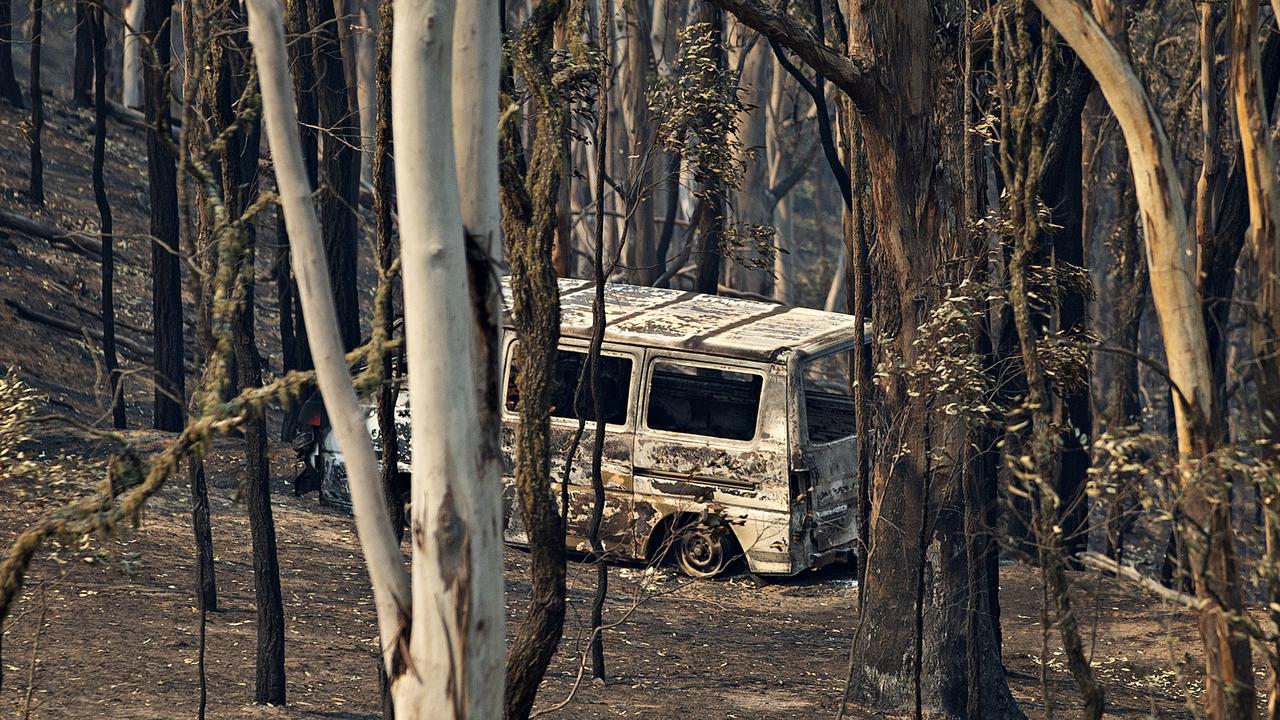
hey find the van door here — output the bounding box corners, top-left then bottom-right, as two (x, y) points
(791, 347), (859, 556)
(632, 352), (790, 569)
(500, 339), (640, 557)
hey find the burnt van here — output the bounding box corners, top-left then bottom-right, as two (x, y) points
(299, 278), (860, 578)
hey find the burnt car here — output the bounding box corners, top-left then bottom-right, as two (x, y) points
(299, 278), (861, 578)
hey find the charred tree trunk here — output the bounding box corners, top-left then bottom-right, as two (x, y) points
(1228, 0), (1280, 713)
(27, 0), (43, 205)
(693, 4), (725, 296)
(73, 0), (92, 106)
(221, 26), (286, 696)
(588, 3), (611, 683)
(180, 0), (219, 617)
(144, 0), (185, 432)
(213, 8), (284, 700)
(1082, 0), (1146, 562)
(371, 0), (403, 545)
(276, 0), (321, 439)
(1043, 78), (1092, 561)
(620, 0), (657, 286)
(274, 207), (300, 441)
(0, 0), (21, 107)
(308, 0), (361, 352)
(92, 3), (125, 430)
(499, 1), (572, 714)
(707, 2), (1023, 714)
(847, 4), (1019, 716)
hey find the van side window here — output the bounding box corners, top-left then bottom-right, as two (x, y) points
(645, 362), (762, 441)
(802, 350), (856, 443)
(505, 346), (633, 425)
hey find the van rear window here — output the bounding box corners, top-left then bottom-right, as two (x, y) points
(645, 362), (762, 441)
(505, 347), (633, 425)
(803, 351), (856, 443)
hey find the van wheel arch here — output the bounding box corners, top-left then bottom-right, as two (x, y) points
(643, 511), (743, 577)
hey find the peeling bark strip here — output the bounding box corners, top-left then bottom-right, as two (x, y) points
(1033, 2), (1255, 718)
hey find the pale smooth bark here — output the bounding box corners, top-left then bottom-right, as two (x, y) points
(244, 0), (413, 702)
(394, 0), (504, 715)
(729, 20), (771, 294)
(449, 0), (506, 711)
(823, 246), (845, 312)
(766, 57), (793, 304)
(123, 0), (144, 108)
(357, 0), (379, 185)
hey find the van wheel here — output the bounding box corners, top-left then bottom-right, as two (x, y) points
(675, 526), (730, 578)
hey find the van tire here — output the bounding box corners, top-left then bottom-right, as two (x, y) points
(674, 525), (731, 578)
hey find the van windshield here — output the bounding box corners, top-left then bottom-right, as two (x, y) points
(803, 350), (855, 444)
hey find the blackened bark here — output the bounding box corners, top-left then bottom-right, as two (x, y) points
(499, 1), (572, 713)
(693, 4), (724, 296)
(588, 3), (610, 682)
(27, 0), (43, 205)
(1040, 73), (1091, 559)
(240, 276), (286, 706)
(371, 0), (403, 545)
(216, 14), (283, 701)
(283, 0), (320, 375)
(73, 0), (92, 106)
(274, 208), (300, 441)
(143, 0), (185, 432)
(839, 2), (1022, 717)
(92, 3), (124, 430)
(0, 0), (21, 107)
(307, 0), (361, 351)
(838, 101), (870, 590)
(186, 453), (218, 611)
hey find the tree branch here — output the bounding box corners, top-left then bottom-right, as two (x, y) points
(705, 0), (874, 106)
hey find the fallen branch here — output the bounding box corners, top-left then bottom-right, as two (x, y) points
(1077, 551), (1200, 609)
(716, 284), (782, 304)
(5, 298), (153, 361)
(106, 99), (179, 133)
(0, 210), (102, 260)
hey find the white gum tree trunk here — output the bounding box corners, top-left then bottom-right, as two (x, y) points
(244, 0), (414, 701)
(250, 0), (504, 716)
(766, 60), (793, 304)
(123, 0), (145, 108)
(449, 0), (506, 709)
(393, 0), (504, 715)
(356, 0), (379, 185)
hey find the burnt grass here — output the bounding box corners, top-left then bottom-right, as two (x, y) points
(0, 84), (1228, 720)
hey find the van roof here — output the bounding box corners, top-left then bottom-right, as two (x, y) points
(501, 277), (858, 361)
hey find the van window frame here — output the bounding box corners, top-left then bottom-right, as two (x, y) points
(500, 336), (640, 432)
(798, 345), (858, 448)
(639, 353), (768, 447)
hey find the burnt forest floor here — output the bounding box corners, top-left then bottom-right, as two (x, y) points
(0, 71), (1244, 720)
